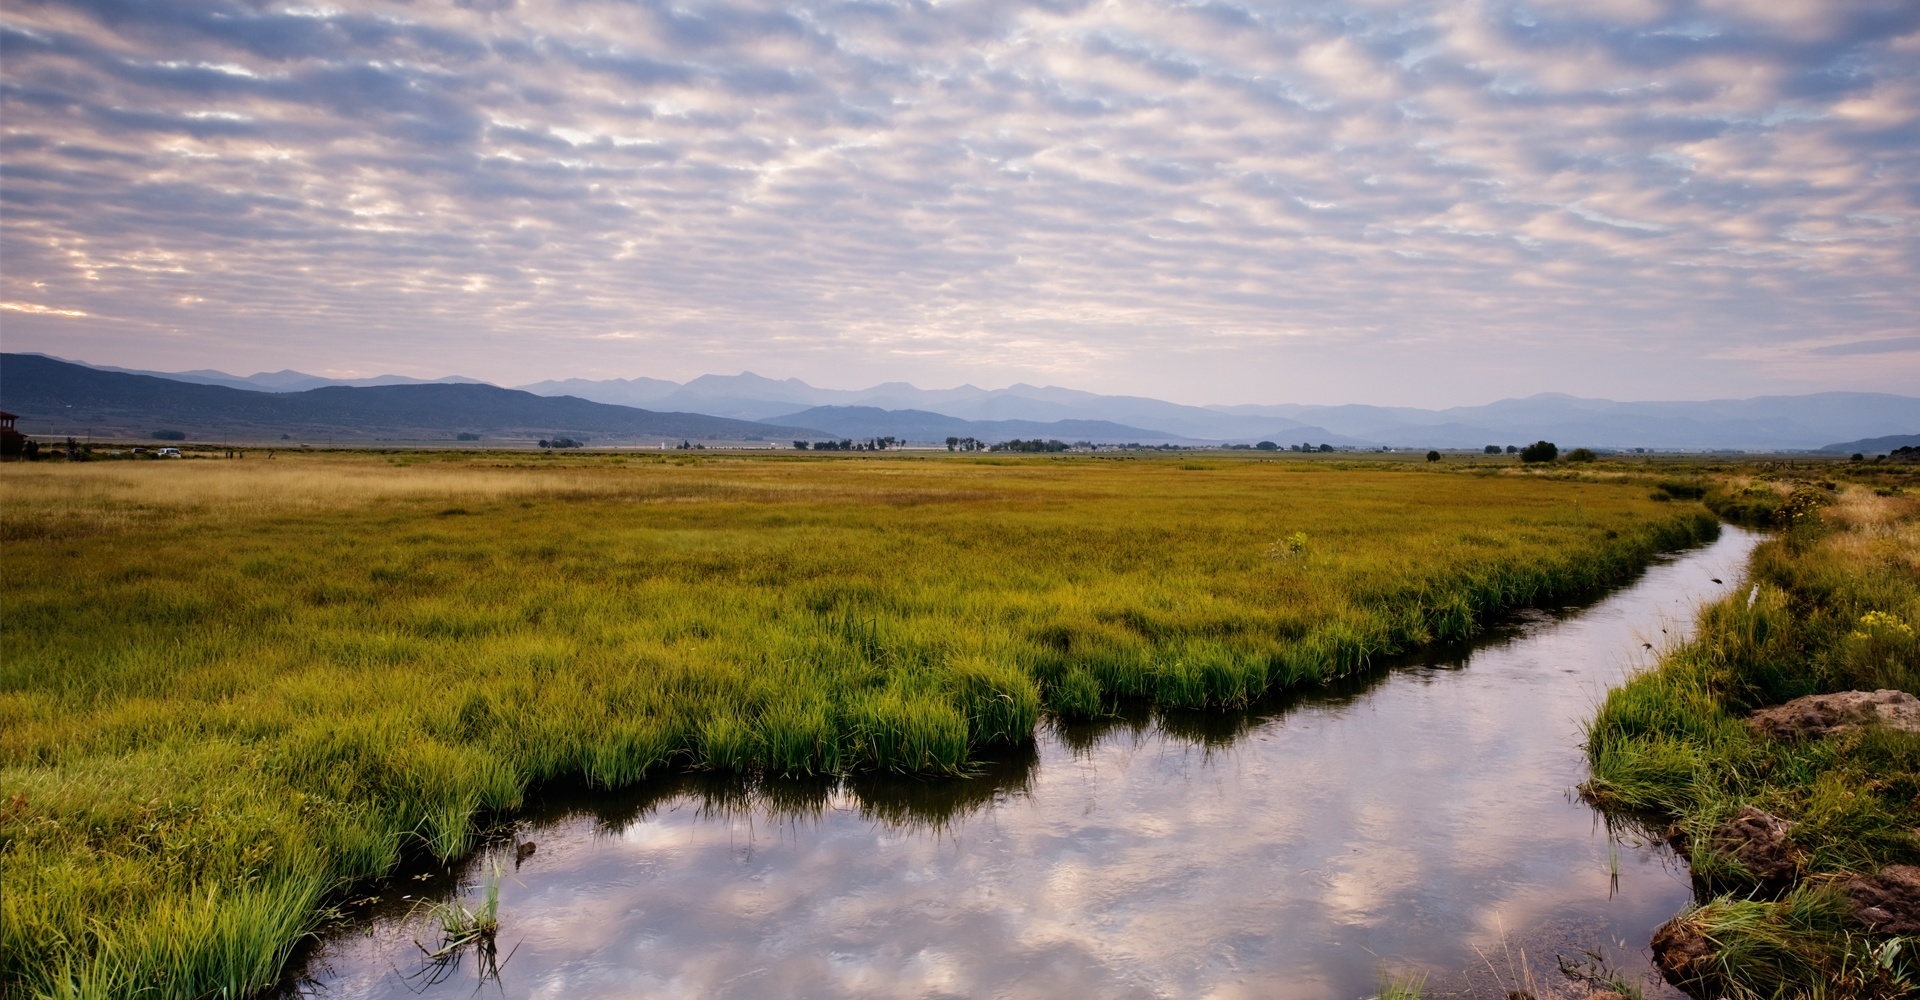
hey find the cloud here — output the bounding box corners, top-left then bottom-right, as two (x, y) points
(1811, 335), (1920, 357)
(0, 301), (89, 317)
(0, 0), (1914, 403)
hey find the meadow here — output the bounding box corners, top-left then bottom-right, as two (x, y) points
(1586, 469), (1920, 998)
(1, 451), (1718, 998)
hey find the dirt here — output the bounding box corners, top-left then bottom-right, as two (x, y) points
(1649, 917), (1714, 987)
(1747, 689), (1920, 740)
(1843, 864), (1920, 935)
(1710, 805), (1800, 885)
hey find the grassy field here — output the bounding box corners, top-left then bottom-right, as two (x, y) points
(1586, 467), (1920, 999)
(1, 451), (1718, 998)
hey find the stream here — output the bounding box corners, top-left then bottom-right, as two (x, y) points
(295, 527), (1759, 999)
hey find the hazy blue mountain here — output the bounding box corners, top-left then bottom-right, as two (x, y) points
(521, 373), (1314, 438)
(1210, 392), (1920, 449)
(1821, 434), (1920, 455)
(512, 375), (685, 408)
(30, 353), (488, 392)
(21, 353), (1916, 450)
(522, 372), (1003, 421)
(0, 354), (822, 443)
(763, 406), (1217, 445)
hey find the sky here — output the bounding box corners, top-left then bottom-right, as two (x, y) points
(1, 0), (1916, 407)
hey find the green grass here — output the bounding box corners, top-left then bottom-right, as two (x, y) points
(1, 451), (1719, 998)
(1585, 479), (1920, 998)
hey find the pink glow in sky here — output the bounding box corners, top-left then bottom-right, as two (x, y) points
(2, 0), (1915, 406)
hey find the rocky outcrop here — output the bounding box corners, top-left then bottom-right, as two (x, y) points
(1748, 689), (1920, 741)
(1844, 865), (1920, 935)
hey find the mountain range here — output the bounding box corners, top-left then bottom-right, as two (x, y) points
(6, 352), (1917, 451)
(0, 354), (819, 444)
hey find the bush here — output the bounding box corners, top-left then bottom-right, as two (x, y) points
(1255, 441), (1279, 451)
(1484, 445), (1502, 455)
(1519, 440), (1558, 463)
(152, 430), (187, 441)
(1567, 448), (1596, 462)
(1426, 450), (1441, 462)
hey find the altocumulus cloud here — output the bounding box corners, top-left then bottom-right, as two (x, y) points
(1, 0), (1915, 403)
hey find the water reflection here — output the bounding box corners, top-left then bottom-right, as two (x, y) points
(297, 529), (1758, 1000)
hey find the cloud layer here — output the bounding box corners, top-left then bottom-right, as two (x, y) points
(3, 0), (1916, 403)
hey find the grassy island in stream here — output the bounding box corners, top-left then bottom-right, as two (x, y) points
(2, 451), (1717, 998)
(1586, 466), (1920, 999)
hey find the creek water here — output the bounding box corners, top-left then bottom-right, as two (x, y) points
(297, 527), (1758, 1000)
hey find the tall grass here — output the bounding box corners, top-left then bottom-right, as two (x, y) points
(1585, 484), (1920, 998)
(2, 452), (1716, 997)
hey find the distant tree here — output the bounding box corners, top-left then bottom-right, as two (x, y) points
(992, 438), (1070, 453)
(1519, 440), (1559, 463)
(1566, 447), (1596, 462)
(1426, 450), (1441, 462)
(793, 440), (810, 450)
(1318, 444), (1334, 453)
(1256, 441), (1279, 451)
(537, 439), (550, 449)
(1484, 445), (1501, 454)
(1851, 453), (1865, 462)
(1506, 445), (1518, 454)
(946, 436), (959, 451)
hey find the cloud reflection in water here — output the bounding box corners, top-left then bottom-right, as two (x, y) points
(299, 530), (1758, 999)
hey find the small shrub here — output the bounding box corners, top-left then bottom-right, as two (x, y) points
(1520, 440), (1559, 463)
(1425, 450), (1441, 462)
(1567, 448), (1596, 463)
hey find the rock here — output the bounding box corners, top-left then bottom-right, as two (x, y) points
(1844, 864), (1920, 935)
(1710, 806), (1799, 885)
(1650, 916), (1714, 986)
(1748, 689), (1920, 741)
